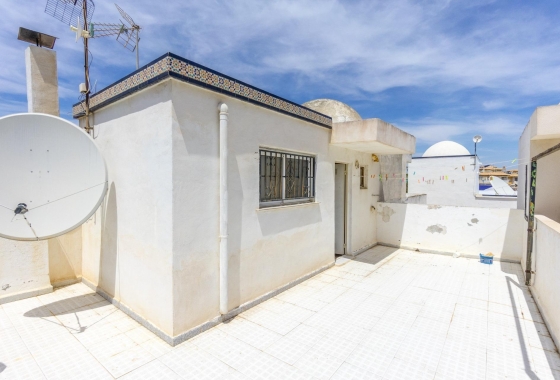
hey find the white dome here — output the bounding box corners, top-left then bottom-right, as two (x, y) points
(303, 99), (362, 123)
(423, 141), (470, 157)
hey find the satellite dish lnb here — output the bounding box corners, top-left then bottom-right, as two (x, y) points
(0, 113), (107, 241)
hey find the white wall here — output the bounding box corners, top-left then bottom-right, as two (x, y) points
(80, 81), (175, 336)
(169, 80), (379, 335)
(531, 215), (560, 349)
(78, 78), (381, 339)
(0, 239), (51, 303)
(376, 202), (524, 261)
(409, 156), (516, 208)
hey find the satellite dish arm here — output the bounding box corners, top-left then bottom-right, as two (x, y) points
(27, 181), (107, 212)
(22, 215), (39, 240)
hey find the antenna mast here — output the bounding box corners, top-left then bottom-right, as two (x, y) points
(82, 1), (91, 133)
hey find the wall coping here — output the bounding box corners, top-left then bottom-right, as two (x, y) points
(72, 53), (332, 129)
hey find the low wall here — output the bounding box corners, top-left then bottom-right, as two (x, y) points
(531, 215), (560, 350)
(376, 202), (524, 261)
(0, 239), (52, 304)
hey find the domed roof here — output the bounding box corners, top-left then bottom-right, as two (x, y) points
(423, 141), (470, 157)
(303, 99), (362, 123)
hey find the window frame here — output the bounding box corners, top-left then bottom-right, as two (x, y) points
(259, 148), (316, 208)
(359, 166), (368, 189)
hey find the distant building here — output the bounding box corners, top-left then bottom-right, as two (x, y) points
(479, 165), (518, 190)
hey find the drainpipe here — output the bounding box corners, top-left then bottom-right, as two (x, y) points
(219, 103), (229, 314)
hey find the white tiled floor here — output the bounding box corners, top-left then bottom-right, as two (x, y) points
(1, 246), (559, 379)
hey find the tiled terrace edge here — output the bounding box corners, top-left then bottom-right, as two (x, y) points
(72, 53), (332, 129)
(82, 261), (335, 346)
(0, 284), (53, 305)
(378, 243), (522, 263)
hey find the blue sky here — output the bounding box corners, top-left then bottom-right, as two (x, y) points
(1, 0), (560, 168)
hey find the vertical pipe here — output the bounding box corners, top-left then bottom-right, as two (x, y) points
(83, 2), (91, 134)
(136, 30), (139, 70)
(525, 160), (537, 285)
(219, 103), (229, 314)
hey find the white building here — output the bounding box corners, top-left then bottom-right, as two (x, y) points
(408, 141), (517, 208)
(0, 51), (415, 345)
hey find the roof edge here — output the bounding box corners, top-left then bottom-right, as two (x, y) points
(72, 52), (332, 129)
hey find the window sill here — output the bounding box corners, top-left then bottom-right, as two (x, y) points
(257, 201), (320, 212)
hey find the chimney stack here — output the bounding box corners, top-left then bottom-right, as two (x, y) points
(25, 46), (60, 116)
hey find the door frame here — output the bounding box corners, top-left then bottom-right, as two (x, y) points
(335, 162), (348, 255)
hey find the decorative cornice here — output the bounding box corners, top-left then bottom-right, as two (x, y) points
(73, 53), (332, 128)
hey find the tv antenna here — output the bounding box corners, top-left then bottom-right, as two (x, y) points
(44, 1), (143, 134)
(115, 4), (141, 70)
(45, 0), (95, 133)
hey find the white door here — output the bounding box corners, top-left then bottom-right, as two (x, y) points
(334, 163), (346, 255)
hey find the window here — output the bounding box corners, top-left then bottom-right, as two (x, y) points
(360, 166), (368, 189)
(260, 149), (315, 206)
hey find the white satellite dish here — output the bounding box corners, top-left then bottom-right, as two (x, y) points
(0, 113), (107, 241)
(489, 176), (516, 196)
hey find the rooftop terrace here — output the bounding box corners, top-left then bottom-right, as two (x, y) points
(1, 246), (558, 379)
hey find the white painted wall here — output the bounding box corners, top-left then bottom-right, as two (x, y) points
(78, 77), (381, 339)
(376, 202), (524, 261)
(531, 215), (560, 349)
(169, 80), (379, 335)
(409, 156), (517, 208)
(0, 239), (51, 303)
(80, 81), (175, 336)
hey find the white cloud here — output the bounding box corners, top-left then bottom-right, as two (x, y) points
(0, 0), (558, 156)
(396, 115), (525, 144)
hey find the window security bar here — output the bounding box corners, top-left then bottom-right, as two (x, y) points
(259, 149), (316, 204)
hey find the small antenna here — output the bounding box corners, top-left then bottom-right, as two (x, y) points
(45, 0), (94, 134)
(115, 4), (141, 69)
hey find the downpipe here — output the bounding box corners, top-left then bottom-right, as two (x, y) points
(219, 103), (229, 314)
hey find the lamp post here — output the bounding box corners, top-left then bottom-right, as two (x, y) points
(473, 135), (482, 179)
(473, 135), (482, 157)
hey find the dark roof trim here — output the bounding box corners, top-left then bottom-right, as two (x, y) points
(72, 52), (332, 128)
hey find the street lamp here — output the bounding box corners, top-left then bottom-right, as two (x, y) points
(473, 135), (482, 157)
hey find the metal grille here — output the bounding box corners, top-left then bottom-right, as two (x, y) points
(260, 149), (315, 203)
(45, 0), (95, 26)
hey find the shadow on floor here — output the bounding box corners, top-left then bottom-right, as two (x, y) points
(497, 261), (557, 377)
(23, 293), (111, 333)
(353, 246), (400, 266)
(0, 363), (6, 373)
(24, 293), (106, 318)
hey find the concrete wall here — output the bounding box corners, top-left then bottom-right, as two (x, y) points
(409, 156), (516, 208)
(48, 226), (82, 287)
(80, 81), (175, 337)
(518, 105), (560, 223)
(376, 202), (524, 262)
(531, 215), (560, 349)
(379, 154), (410, 202)
(0, 240), (51, 304)
(79, 78), (380, 340)
(169, 80), (378, 336)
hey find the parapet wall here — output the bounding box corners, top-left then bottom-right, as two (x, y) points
(376, 202), (524, 261)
